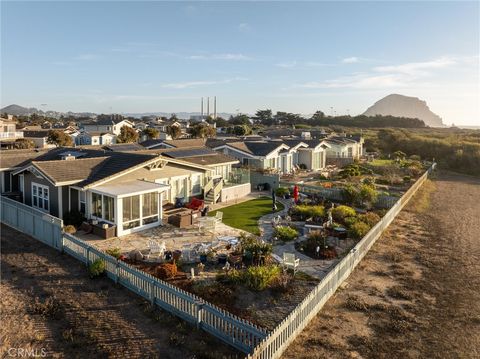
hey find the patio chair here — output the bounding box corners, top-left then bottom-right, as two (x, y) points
(147, 240), (166, 260)
(214, 211), (223, 224)
(282, 252), (300, 274)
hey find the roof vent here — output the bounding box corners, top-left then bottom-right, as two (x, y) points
(62, 154), (76, 160)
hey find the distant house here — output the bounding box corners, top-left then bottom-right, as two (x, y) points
(324, 135), (364, 159)
(212, 141), (296, 174)
(75, 131), (116, 146)
(81, 118), (134, 136)
(0, 116), (23, 141)
(282, 139), (331, 171)
(22, 130), (55, 149)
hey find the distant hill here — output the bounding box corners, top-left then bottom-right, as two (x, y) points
(0, 104), (235, 120)
(363, 94), (444, 127)
(1, 104), (40, 116)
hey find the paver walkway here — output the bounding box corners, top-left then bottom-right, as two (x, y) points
(258, 197), (346, 280)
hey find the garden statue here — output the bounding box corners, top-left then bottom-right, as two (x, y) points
(327, 210), (333, 227)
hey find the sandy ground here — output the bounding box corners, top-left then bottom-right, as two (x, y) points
(282, 172), (480, 359)
(0, 225), (240, 359)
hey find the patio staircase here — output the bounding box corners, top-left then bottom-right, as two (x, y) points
(204, 178), (223, 205)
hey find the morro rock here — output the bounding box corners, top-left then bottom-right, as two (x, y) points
(363, 94), (444, 127)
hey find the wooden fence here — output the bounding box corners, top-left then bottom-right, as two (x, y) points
(247, 163), (436, 358)
(0, 196), (63, 250)
(61, 233), (267, 353)
(0, 199), (267, 354)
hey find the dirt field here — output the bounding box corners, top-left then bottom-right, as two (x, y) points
(283, 172), (480, 359)
(0, 225), (240, 359)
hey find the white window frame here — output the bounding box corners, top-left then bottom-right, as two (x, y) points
(32, 182), (50, 212)
(191, 174), (202, 195)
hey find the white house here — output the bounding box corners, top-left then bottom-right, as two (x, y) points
(81, 118), (134, 136)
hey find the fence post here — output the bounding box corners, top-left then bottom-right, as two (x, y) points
(85, 247), (90, 266)
(195, 300), (204, 329)
(150, 279), (156, 305)
(115, 261), (120, 284)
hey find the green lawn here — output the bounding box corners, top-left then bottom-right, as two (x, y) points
(208, 197), (284, 235)
(368, 159), (394, 167)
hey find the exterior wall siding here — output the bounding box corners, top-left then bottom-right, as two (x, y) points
(23, 171), (59, 217)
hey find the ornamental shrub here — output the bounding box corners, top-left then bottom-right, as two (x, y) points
(359, 184), (378, 208)
(242, 265), (281, 291)
(332, 205), (356, 222)
(106, 247), (122, 259)
(63, 225), (76, 234)
(358, 212), (381, 227)
(274, 226), (299, 241)
(156, 262), (178, 279)
(343, 216), (359, 228)
(275, 187), (289, 197)
(88, 259), (106, 278)
(292, 205), (325, 220)
(349, 221), (371, 239)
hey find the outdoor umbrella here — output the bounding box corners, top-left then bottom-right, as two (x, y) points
(293, 185), (299, 203)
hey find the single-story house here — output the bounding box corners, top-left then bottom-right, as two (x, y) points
(3, 147), (215, 236)
(75, 131), (116, 146)
(282, 139), (331, 170)
(324, 135), (364, 159)
(211, 141), (296, 174)
(81, 118), (134, 136)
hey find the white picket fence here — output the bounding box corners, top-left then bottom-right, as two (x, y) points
(0, 199), (267, 354)
(247, 163), (436, 358)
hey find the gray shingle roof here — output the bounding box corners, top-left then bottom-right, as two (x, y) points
(227, 141), (288, 157)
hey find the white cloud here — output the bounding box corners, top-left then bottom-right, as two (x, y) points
(342, 57), (359, 64)
(295, 56), (462, 90)
(238, 23), (252, 32)
(374, 57), (456, 75)
(276, 61), (297, 68)
(162, 77), (246, 89)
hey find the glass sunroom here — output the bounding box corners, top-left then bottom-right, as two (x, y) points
(87, 180), (169, 236)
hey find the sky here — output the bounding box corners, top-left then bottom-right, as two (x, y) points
(1, 1), (479, 125)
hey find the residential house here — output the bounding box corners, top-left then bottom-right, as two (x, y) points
(282, 139), (331, 171)
(0, 116), (23, 140)
(4, 147), (214, 236)
(81, 117), (134, 136)
(75, 131), (116, 146)
(140, 138), (206, 150)
(324, 135), (364, 160)
(211, 141), (296, 174)
(22, 130), (56, 149)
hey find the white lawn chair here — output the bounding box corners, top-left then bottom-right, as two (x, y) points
(282, 252), (300, 274)
(214, 211), (223, 224)
(147, 240), (166, 260)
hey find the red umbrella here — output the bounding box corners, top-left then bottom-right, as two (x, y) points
(293, 185), (299, 203)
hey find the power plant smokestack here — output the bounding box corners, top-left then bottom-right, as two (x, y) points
(207, 97), (210, 118)
(201, 97), (204, 118)
(214, 96), (217, 119)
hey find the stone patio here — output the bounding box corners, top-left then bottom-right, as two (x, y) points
(78, 221), (245, 255)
